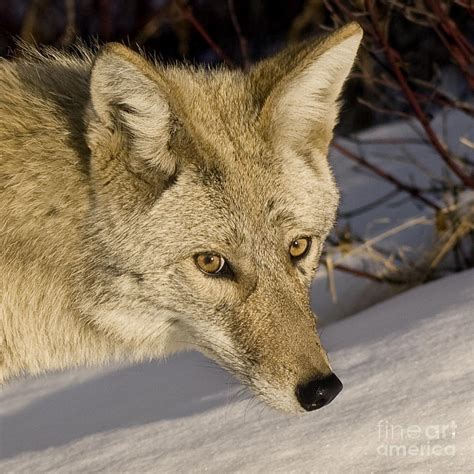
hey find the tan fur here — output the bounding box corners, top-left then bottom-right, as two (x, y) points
(0, 24), (362, 412)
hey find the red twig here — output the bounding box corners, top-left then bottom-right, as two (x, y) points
(174, 0), (234, 66)
(332, 142), (441, 210)
(425, 0), (473, 57)
(454, 0), (474, 14)
(227, 0), (250, 71)
(334, 263), (387, 283)
(425, 0), (474, 89)
(365, 0), (474, 189)
(353, 71), (474, 117)
(324, 261), (404, 284)
(432, 24), (474, 88)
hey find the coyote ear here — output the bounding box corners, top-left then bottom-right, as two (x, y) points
(259, 23), (362, 152)
(90, 43), (176, 175)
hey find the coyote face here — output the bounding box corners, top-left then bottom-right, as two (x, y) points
(1, 24), (362, 412)
(84, 23), (361, 413)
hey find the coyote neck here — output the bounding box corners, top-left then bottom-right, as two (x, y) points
(0, 269), (124, 384)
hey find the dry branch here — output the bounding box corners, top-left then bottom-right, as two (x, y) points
(365, 0), (474, 189)
(332, 142), (441, 210)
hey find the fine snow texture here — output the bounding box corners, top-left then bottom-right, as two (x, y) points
(1, 270), (473, 472)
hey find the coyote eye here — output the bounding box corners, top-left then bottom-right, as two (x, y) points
(289, 237), (311, 260)
(195, 253), (228, 275)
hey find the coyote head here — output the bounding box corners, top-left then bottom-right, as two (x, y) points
(83, 23), (362, 413)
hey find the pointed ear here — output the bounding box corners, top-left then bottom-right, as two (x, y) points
(90, 43), (176, 175)
(258, 23), (363, 152)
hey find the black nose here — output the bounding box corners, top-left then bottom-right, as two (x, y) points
(295, 373), (343, 411)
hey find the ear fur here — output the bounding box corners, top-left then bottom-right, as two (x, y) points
(90, 43), (176, 175)
(257, 23), (363, 151)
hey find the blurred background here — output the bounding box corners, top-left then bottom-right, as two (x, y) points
(1, 0), (473, 315)
(1, 1), (472, 132)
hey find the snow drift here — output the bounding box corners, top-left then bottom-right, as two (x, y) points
(1, 270), (472, 472)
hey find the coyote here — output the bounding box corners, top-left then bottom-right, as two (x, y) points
(0, 23), (362, 412)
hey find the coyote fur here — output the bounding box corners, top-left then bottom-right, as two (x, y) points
(0, 24), (362, 412)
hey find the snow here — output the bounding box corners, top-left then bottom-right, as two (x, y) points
(1, 108), (473, 471)
(312, 109), (474, 323)
(1, 269), (473, 472)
